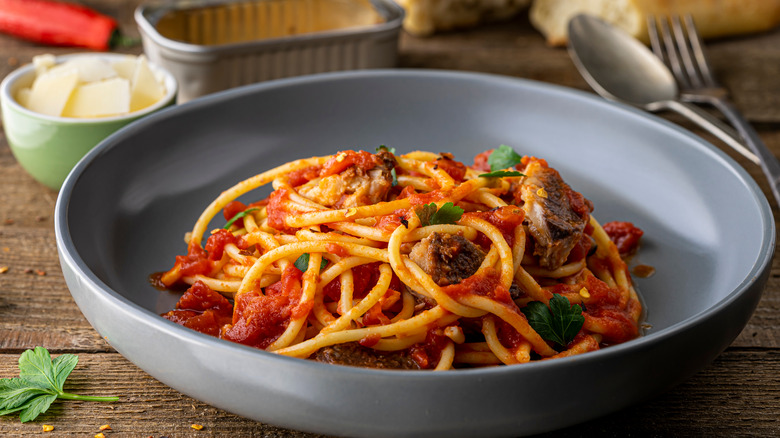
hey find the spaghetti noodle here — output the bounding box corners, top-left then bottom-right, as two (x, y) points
(158, 147), (643, 370)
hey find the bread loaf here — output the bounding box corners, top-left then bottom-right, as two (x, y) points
(530, 0), (780, 46)
(397, 0), (531, 36)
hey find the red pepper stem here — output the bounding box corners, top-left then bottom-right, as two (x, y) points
(108, 29), (141, 49)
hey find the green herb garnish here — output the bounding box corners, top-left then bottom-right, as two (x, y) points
(479, 170), (525, 178)
(376, 145), (396, 154)
(223, 207), (259, 229)
(520, 294), (585, 349)
(415, 202), (464, 226)
(487, 144), (523, 172)
(0, 347), (118, 422)
(294, 253), (328, 272)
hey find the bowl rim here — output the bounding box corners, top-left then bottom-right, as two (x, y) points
(55, 68), (776, 379)
(0, 52), (178, 124)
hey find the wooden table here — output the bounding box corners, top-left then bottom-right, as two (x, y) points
(2, 2), (779, 437)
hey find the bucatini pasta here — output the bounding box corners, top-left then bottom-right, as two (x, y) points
(156, 146), (644, 370)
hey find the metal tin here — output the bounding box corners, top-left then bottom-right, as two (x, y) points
(135, 0), (404, 102)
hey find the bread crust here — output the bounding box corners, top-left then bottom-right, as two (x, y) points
(530, 0), (780, 46)
(398, 0), (531, 36)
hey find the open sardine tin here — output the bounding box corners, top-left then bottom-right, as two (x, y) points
(135, 0), (404, 102)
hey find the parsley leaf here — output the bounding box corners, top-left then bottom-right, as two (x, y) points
(376, 145), (396, 154)
(391, 168), (398, 187)
(520, 294), (585, 349)
(294, 253), (328, 272)
(223, 207), (259, 229)
(415, 202), (464, 226)
(478, 170), (525, 178)
(0, 347), (118, 423)
(415, 203), (437, 226)
(487, 144), (523, 172)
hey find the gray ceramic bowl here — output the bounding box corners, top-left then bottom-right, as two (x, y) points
(55, 70), (774, 437)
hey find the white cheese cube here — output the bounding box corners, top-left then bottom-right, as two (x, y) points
(62, 77), (130, 118)
(32, 54), (56, 76)
(15, 87), (31, 108)
(111, 55), (138, 81)
(129, 55), (165, 112)
(26, 67), (79, 117)
(52, 56), (118, 83)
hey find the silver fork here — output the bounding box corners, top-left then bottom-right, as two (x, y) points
(648, 14), (780, 206)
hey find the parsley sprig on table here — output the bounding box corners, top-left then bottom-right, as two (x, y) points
(0, 347), (118, 422)
(521, 294), (585, 349)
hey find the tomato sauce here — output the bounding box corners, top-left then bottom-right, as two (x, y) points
(204, 228), (237, 261)
(603, 221), (644, 256)
(322, 262), (392, 301)
(320, 150), (379, 177)
(520, 156), (548, 169)
(358, 333), (381, 347)
(325, 243), (349, 258)
(174, 243), (213, 278)
(495, 317), (527, 350)
(464, 205), (525, 247)
(266, 188), (303, 234)
(223, 200), (247, 226)
(162, 281), (234, 337)
(442, 268), (512, 304)
(395, 185), (416, 200)
(435, 154), (467, 182)
(222, 266), (305, 349)
(472, 150), (492, 172)
(565, 234), (593, 264)
(375, 209), (413, 233)
(287, 165), (322, 187)
(407, 190), (448, 206)
(410, 328), (450, 369)
(362, 303), (390, 326)
(547, 271), (638, 344)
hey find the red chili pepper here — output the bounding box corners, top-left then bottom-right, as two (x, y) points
(0, 0), (134, 50)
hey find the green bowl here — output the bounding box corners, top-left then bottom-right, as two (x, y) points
(1, 53), (177, 190)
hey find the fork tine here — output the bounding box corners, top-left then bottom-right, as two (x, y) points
(655, 16), (691, 90)
(682, 14), (719, 88)
(646, 16), (665, 60)
(670, 15), (704, 89)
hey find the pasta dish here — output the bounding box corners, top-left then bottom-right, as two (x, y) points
(157, 146), (644, 370)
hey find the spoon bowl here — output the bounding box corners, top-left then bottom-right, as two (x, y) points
(567, 14), (758, 164)
(568, 14), (678, 106)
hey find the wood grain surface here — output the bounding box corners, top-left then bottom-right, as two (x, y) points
(1, 1), (779, 437)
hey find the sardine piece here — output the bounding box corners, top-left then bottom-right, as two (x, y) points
(409, 232), (485, 287)
(520, 160), (591, 270)
(297, 150), (395, 208)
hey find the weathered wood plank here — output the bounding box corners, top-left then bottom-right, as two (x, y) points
(1, 2), (779, 436)
(0, 349), (778, 437)
(399, 16), (780, 123)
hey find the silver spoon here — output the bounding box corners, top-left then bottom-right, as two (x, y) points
(567, 14), (759, 165)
